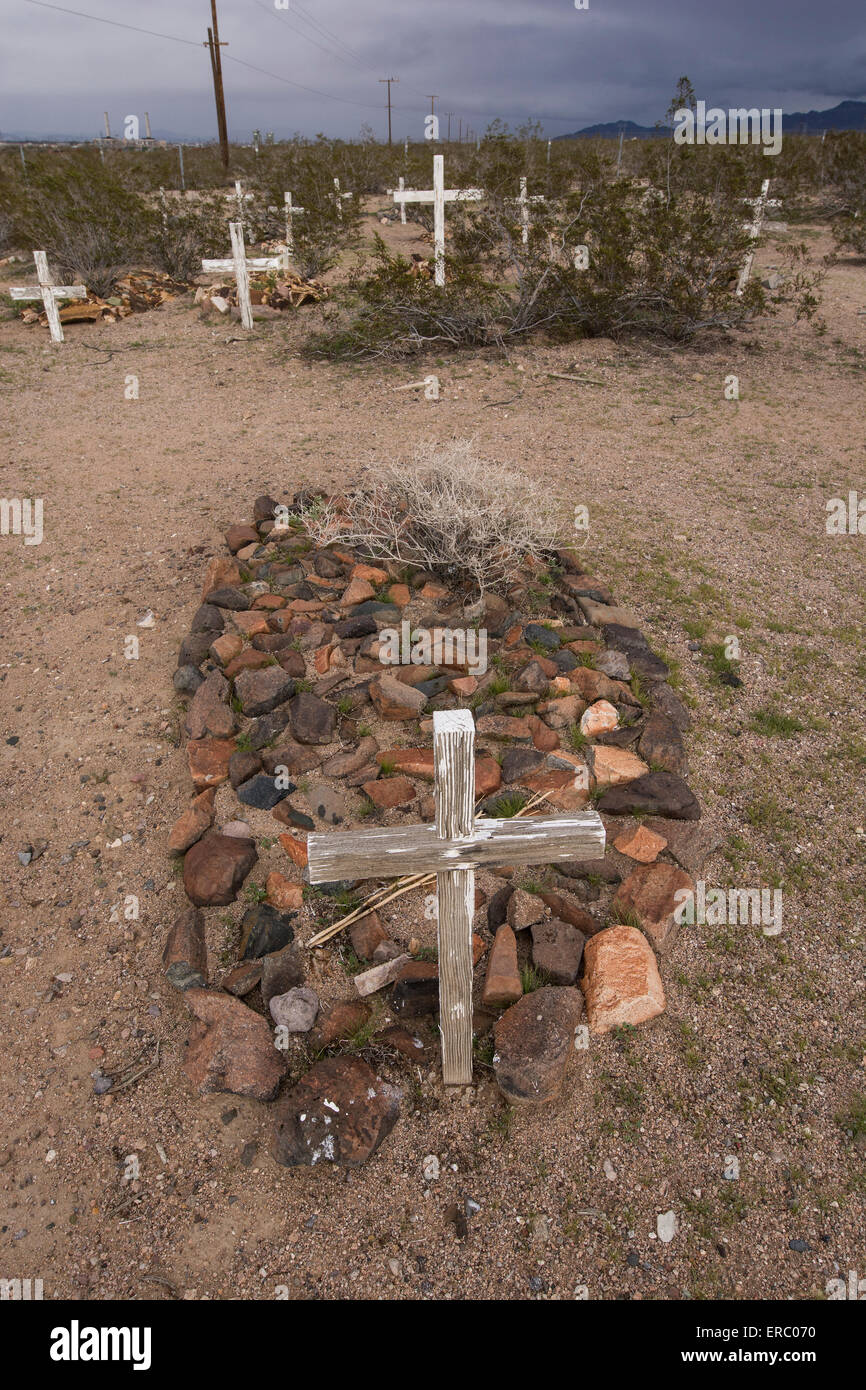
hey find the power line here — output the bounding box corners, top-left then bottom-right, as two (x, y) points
(23, 0), (200, 46)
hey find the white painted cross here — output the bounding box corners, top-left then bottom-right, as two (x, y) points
(387, 176), (407, 224)
(511, 176), (546, 245)
(283, 191), (306, 265)
(10, 252), (86, 343)
(333, 177), (353, 221)
(307, 709), (605, 1084)
(201, 221), (282, 331)
(392, 154), (484, 286)
(736, 179), (781, 296)
(225, 179), (254, 236)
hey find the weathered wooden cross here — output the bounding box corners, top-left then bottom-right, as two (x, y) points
(227, 179), (254, 233)
(10, 252), (86, 344)
(736, 179), (781, 296)
(511, 176), (546, 245)
(392, 154), (483, 286)
(201, 222), (282, 330)
(387, 176), (407, 224)
(307, 710), (605, 1085)
(283, 191), (306, 264)
(333, 177), (353, 220)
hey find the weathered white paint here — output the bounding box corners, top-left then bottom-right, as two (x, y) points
(333, 177), (353, 221)
(283, 191), (306, 264)
(392, 155), (483, 286)
(307, 710), (605, 1085)
(201, 222), (282, 332)
(512, 176), (546, 246)
(736, 179), (781, 296)
(10, 251), (86, 344)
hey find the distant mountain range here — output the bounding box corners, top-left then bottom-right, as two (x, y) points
(556, 99), (866, 139)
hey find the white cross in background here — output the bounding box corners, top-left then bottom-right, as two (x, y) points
(10, 252), (87, 343)
(387, 176), (407, 224)
(202, 221), (282, 331)
(333, 177), (353, 221)
(283, 191), (306, 266)
(226, 179), (254, 233)
(512, 176), (546, 245)
(308, 710), (604, 1084)
(736, 179), (781, 296)
(392, 154), (484, 286)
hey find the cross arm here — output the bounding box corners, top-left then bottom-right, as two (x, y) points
(11, 285), (86, 299)
(307, 810), (605, 883)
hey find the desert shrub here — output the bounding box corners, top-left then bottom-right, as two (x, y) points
(15, 151), (149, 295)
(296, 439), (564, 594)
(823, 132), (866, 255)
(146, 192), (229, 282)
(308, 178), (801, 359)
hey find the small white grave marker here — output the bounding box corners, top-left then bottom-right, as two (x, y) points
(307, 709), (605, 1084)
(511, 176), (546, 245)
(333, 177), (353, 221)
(201, 221), (281, 331)
(283, 191), (306, 265)
(10, 252), (86, 343)
(736, 179), (781, 296)
(226, 179), (254, 233)
(392, 154), (483, 287)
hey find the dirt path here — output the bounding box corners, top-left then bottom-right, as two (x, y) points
(0, 223), (863, 1301)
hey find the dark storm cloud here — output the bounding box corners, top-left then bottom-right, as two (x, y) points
(2, 0), (864, 140)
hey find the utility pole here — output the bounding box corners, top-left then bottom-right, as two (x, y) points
(205, 0), (230, 171)
(446, 112), (452, 141)
(379, 76), (398, 146)
(428, 95), (438, 117)
(458, 118), (462, 143)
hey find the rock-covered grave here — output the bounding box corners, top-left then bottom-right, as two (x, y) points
(165, 491), (719, 1168)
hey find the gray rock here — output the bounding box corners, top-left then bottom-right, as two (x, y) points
(174, 664), (205, 696)
(270, 987), (319, 1032)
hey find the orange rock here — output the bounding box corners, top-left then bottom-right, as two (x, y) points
(210, 632), (244, 667)
(582, 925), (665, 1033)
(614, 824), (668, 864)
(252, 593), (287, 610)
(279, 833), (308, 867)
(266, 871), (304, 911)
(482, 924), (522, 1008)
(420, 581), (449, 602)
(231, 610), (270, 637)
(339, 577), (376, 608)
(352, 562), (388, 584)
(612, 862), (694, 953)
(580, 699), (619, 737)
(473, 933), (487, 965)
(370, 673), (427, 720)
(449, 675), (478, 697)
(387, 583), (410, 607)
(362, 775), (417, 808)
(202, 555), (240, 601)
(223, 648), (273, 679)
(187, 737), (237, 792)
(474, 754), (502, 796)
(589, 745), (649, 788)
(526, 715), (560, 752)
(168, 788), (216, 854)
(313, 644), (334, 674)
(287, 599), (325, 613)
(377, 748), (435, 779)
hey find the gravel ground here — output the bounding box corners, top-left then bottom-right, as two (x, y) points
(0, 212), (863, 1302)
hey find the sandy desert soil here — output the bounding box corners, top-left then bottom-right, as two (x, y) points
(0, 205), (864, 1302)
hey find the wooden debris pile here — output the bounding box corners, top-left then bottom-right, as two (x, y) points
(197, 269), (328, 315)
(17, 269), (191, 328)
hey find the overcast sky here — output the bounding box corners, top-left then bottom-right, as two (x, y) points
(3, 0), (865, 141)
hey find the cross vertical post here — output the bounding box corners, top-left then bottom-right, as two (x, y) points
(433, 710), (476, 1085)
(230, 221), (252, 329)
(433, 154), (446, 285)
(736, 179), (780, 296)
(284, 191), (305, 265)
(10, 252), (87, 344)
